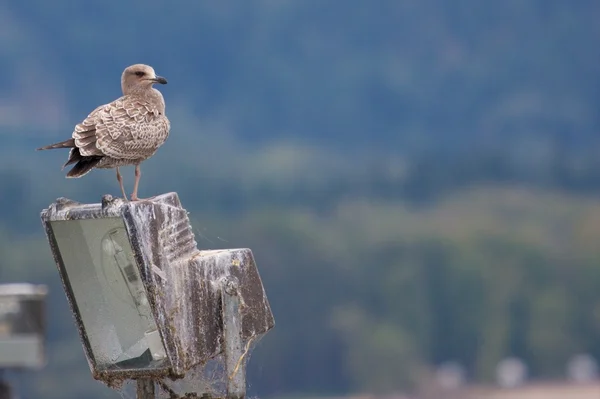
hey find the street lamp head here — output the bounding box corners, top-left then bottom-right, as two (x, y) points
(40, 193), (274, 389)
(0, 283), (47, 370)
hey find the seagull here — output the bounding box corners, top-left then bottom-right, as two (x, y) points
(37, 64), (170, 201)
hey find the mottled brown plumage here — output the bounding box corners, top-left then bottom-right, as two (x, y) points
(37, 64), (170, 201)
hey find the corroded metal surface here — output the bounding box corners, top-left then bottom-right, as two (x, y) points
(222, 277), (245, 399)
(40, 193), (275, 390)
(124, 195), (275, 377)
(136, 378), (155, 399)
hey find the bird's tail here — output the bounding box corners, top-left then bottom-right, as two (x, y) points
(66, 157), (102, 178)
(64, 148), (103, 178)
(36, 138), (76, 151)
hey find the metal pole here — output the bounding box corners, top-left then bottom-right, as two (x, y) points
(222, 277), (246, 399)
(136, 378), (155, 399)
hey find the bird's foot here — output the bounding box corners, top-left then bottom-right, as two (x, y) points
(130, 194), (147, 201)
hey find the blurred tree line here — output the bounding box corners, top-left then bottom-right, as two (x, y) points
(1, 1), (600, 398)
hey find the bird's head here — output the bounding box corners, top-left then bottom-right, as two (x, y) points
(121, 64), (167, 95)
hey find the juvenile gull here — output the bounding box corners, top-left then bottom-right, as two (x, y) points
(37, 64), (170, 201)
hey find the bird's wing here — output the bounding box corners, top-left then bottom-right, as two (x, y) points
(73, 96), (170, 160)
(71, 104), (106, 157)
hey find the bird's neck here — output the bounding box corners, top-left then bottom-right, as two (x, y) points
(126, 87), (166, 114)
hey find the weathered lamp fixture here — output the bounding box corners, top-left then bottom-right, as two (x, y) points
(40, 193), (274, 398)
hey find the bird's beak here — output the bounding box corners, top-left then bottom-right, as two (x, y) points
(151, 76), (168, 84)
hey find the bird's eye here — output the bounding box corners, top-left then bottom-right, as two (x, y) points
(134, 71), (145, 77)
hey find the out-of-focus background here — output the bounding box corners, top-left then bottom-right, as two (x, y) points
(2, 1), (600, 398)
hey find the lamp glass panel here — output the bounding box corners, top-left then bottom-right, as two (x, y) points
(50, 218), (168, 371)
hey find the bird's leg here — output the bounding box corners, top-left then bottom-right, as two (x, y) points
(131, 164), (142, 201)
(116, 167), (128, 200)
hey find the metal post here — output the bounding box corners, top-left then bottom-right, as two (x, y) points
(136, 378), (155, 399)
(222, 277), (246, 399)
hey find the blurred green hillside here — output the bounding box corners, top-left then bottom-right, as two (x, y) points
(1, 1), (600, 398)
